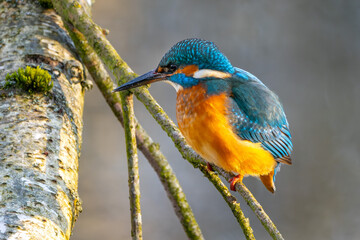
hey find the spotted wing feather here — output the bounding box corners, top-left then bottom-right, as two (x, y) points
(228, 68), (293, 164)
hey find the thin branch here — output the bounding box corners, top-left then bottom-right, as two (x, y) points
(199, 164), (255, 240)
(135, 122), (205, 240)
(52, 0), (137, 85)
(214, 166), (284, 240)
(66, 26), (204, 240)
(121, 91), (143, 240)
(53, 1), (283, 239)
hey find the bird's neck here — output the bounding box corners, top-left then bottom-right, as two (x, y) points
(176, 84), (208, 107)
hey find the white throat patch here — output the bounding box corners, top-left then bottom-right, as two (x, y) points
(193, 69), (231, 79)
(165, 80), (183, 92)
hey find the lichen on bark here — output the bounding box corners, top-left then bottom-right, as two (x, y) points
(0, 0), (89, 239)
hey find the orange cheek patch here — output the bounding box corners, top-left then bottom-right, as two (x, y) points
(176, 65), (199, 76)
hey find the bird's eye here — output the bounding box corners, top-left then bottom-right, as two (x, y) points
(157, 64), (177, 73)
(169, 64), (177, 72)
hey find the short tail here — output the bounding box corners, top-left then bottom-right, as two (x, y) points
(260, 171), (275, 193)
(260, 163), (282, 193)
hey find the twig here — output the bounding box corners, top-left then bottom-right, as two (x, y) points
(53, 1), (283, 239)
(199, 164), (255, 240)
(66, 26), (204, 239)
(214, 166), (284, 240)
(121, 91), (142, 240)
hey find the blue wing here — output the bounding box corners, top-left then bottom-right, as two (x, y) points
(227, 68), (293, 164)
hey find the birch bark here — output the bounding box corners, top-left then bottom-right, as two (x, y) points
(0, 1), (89, 239)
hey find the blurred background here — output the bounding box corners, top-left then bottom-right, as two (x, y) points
(72, 0), (360, 239)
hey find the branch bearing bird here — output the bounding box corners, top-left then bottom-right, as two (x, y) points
(114, 38), (293, 193)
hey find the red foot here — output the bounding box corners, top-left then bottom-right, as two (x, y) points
(206, 163), (214, 172)
(229, 175), (242, 191)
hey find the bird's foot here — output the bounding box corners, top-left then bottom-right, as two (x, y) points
(206, 163), (214, 172)
(229, 175), (243, 191)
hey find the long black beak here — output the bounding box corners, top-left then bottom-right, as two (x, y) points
(113, 69), (168, 92)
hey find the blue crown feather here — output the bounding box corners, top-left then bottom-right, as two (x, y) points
(159, 38), (235, 73)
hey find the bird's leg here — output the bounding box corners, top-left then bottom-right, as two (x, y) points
(206, 162), (214, 172)
(229, 174), (243, 191)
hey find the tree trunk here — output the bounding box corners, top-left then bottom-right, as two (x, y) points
(0, 0), (88, 239)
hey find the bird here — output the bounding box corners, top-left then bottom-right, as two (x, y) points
(114, 38), (292, 193)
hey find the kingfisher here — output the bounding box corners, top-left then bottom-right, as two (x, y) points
(114, 38), (292, 193)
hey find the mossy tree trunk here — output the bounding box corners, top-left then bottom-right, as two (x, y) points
(0, 0), (89, 239)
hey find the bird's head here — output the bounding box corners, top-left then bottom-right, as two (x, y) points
(113, 38), (235, 92)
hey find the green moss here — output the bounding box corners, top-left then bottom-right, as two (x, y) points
(38, 0), (53, 9)
(4, 66), (53, 94)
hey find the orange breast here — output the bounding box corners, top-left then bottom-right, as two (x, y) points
(176, 84), (276, 177)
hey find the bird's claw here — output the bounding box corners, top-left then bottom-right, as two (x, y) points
(229, 175), (242, 191)
(206, 163), (214, 172)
